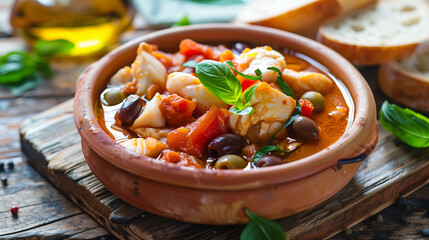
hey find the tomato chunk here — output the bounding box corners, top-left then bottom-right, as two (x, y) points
(159, 150), (203, 168)
(237, 75), (258, 92)
(219, 50), (235, 63)
(160, 94), (196, 126)
(167, 106), (228, 157)
(299, 99), (314, 117)
(179, 39), (214, 60)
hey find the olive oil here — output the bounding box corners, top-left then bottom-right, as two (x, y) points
(10, 0), (135, 56)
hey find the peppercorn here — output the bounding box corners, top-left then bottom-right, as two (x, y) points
(7, 161), (14, 170)
(10, 206), (18, 216)
(1, 176), (7, 186)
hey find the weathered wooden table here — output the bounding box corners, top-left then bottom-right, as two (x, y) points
(1, 2), (428, 239)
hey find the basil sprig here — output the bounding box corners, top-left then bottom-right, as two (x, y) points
(253, 67), (302, 163)
(0, 39), (74, 96)
(252, 145), (288, 163)
(195, 60), (261, 115)
(241, 208), (286, 240)
(380, 101), (429, 148)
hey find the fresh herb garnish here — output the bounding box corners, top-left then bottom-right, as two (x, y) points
(230, 84), (258, 115)
(241, 208), (286, 240)
(253, 67), (302, 162)
(172, 14), (191, 27)
(195, 60), (260, 115)
(380, 101), (429, 148)
(253, 145), (288, 163)
(0, 39), (74, 96)
(182, 60), (197, 68)
(225, 60), (262, 80)
(196, 60), (242, 104)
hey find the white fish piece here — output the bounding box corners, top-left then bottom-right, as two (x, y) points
(109, 43), (167, 95)
(110, 66), (132, 86)
(282, 68), (334, 96)
(132, 93), (165, 128)
(229, 82), (296, 141)
(237, 46), (286, 83)
(166, 72), (228, 113)
(133, 43), (167, 95)
(119, 137), (166, 158)
(132, 127), (171, 140)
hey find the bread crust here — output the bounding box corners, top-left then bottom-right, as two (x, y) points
(379, 61), (429, 112)
(337, 0), (377, 13)
(317, 30), (424, 65)
(236, 0), (341, 34)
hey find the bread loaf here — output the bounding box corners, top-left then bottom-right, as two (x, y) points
(235, 0), (341, 34)
(318, 0), (429, 65)
(379, 51), (429, 112)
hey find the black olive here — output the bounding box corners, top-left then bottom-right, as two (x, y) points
(232, 42), (252, 54)
(256, 155), (284, 168)
(117, 95), (143, 127)
(291, 116), (319, 142)
(208, 134), (246, 157)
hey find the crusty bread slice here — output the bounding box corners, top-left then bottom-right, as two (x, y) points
(379, 51), (429, 112)
(318, 0), (429, 65)
(235, 0), (341, 34)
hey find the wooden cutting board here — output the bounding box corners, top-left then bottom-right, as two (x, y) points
(19, 99), (429, 240)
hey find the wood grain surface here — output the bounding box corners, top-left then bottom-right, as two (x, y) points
(18, 98), (429, 240)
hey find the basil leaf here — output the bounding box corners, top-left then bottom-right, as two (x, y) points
(241, 208), (286, 240)
(172, 14), (191, 27)
(242, 84), (258, 108)
(9, 72), (43, 96)
(0, 62), (35, 85)
(34, 39), (74, 57)
(267, 66), (297, 101)
(230, 106), (254, 115)
(380, 101), (429, 148)
(226, 60), (262, 80)
(196, 60), (242, 105)
(182, 60), (197, 68)
(34, 56), (53, 77)
(253, 145), (287, 163)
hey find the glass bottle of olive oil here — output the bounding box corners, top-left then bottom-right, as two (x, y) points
(10, 0), (135, 57)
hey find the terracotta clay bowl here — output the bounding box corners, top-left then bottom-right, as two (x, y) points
(74, 24), (378, 224)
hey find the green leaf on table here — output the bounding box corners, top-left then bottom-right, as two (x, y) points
(34, 56), (53, 77)
(0, 52), (36, 85)
(196, 60), (242, 105)
(9, 72), (43, 96)
(380, 101), (429, 148)
(172, 14), (191, 27)
(253, 145), (287, 163)
(241, 208), (286, 240)
(34, 39), (74, 57)
(225, 60), (262, 80)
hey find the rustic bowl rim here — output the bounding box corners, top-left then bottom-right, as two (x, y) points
(74, 23), (377, 190)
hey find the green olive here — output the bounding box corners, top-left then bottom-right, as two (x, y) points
(301, 91), (325, 112)
(103, 88), (126, 106)
(214, 154), (247, 169)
